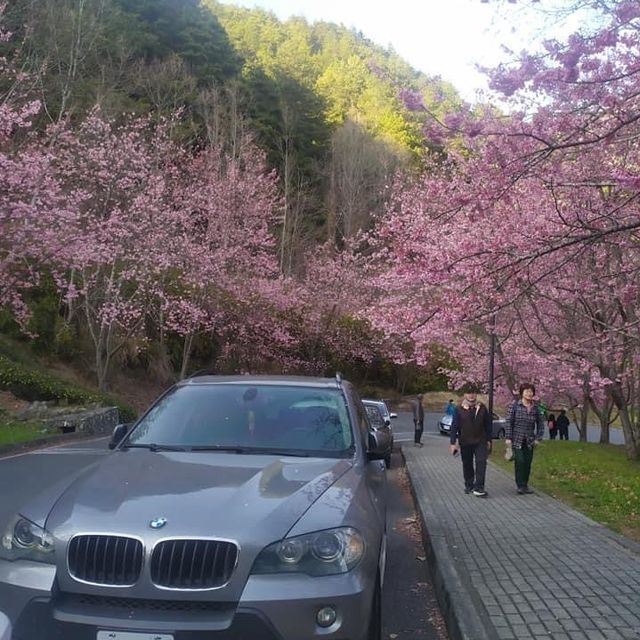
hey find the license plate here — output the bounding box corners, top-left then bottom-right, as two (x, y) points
(97, 632), (173, 640)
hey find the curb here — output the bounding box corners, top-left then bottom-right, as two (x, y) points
(401, 446), (498, 640)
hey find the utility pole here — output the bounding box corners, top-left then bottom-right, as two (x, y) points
(488, 313), (496, 417)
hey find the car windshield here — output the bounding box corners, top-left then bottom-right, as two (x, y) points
(125, 384), (354, 457)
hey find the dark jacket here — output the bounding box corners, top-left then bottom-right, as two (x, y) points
(450, 403), (492, 446)
(413, 400), (424, 425)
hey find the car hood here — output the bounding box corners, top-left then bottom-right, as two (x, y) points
(39, 450), (352, 544)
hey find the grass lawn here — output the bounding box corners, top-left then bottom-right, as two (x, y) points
(0, 420), (47, 445)
(491, 440), (640, 543)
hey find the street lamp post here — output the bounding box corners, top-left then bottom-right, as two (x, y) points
(488, 313), (496, 417)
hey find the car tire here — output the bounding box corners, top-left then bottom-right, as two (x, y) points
(497, 428), (505, 439)
(367, 571), (382, 640)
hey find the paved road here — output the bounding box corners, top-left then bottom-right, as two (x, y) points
(391, 409), (446, 449)
(564, 422), (625, 445)
(390, 407), (626, 446)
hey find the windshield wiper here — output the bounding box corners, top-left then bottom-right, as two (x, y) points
(254, 448), (311, 457)
(188, 445), (254, 453)
(189, 445), (310, 457)
(122, 443), (189, 452)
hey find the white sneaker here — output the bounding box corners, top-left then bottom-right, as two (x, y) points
(472, 489), (487, 497)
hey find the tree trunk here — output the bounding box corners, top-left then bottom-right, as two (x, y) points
(569, 404), (588, 442)
(599, 418), (610, 445)
(588, 395), (612, 445)
(95, 330), (108, 393)
(578, 405), (588, 442)
(179, 333), (194, 380)
(608, 383), (639, 460)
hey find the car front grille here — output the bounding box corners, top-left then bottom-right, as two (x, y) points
(68, 535), (143, 586)
(150, 539), (238, 589)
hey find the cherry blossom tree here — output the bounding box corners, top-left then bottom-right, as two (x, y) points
(0, 5), (63, 326)
(47, 111), (184, 390)
(367, 1), (640, 458)
(165, 137), (286, 377)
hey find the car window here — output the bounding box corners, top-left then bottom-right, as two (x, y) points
(364, 404), (385, 428)
(378, 402), (391, 419)
(127, 384), (354, 456)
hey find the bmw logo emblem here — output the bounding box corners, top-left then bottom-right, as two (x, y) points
(149, 517), (167, 529)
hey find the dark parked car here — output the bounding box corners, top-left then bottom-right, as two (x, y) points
(438, 412), (507, 439)
(362, 400), (394, 468)
(0, 375), (390, 640)
(362, 399), (397, 423)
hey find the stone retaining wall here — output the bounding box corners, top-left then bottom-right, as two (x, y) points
(0, 407), (120, 458)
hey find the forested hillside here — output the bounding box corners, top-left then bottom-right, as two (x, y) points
(1, 0), (456, 394)
(3, 0), (461, 269)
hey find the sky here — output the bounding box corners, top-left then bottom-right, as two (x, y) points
(217, 0), (586, 102)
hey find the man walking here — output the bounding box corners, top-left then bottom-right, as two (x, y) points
(413, 394), (424, 447)
(505, 383), (545, 494)
(556, 409), (570, 440)
(449, 386), (492, 497)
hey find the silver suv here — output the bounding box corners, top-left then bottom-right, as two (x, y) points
(0, 375), (390, 640)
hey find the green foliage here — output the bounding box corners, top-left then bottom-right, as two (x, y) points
(24, 276), (61, 355)
(412, 368), (450, 394)
(492, 440), (640, 541)
(0, 418), (44, 446)
(211, 3), (439, 159)
(113, 0), (240, 82)
(357, 385), (401, 404)
(0, 355), (136, 421)
(0, 275), (80, 359)
(242, 66), (329, 180)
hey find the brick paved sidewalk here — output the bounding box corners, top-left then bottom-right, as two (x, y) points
(404, 434), (640, 640)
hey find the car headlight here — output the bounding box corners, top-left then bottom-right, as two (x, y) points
(1, 515), (55, 564)
(251, 527), (365, 576)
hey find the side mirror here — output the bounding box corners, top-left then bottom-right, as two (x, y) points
(384, 418), (391, 427)
(367, 429), (390, 461)
(108, 423), (132, 450)
(389, 412), (398, 419)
